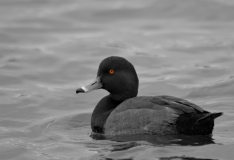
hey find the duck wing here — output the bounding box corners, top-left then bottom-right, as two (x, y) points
(104, 96), (205, 135)
(111, 96), (204, 115)
(152, 95), (204, 113)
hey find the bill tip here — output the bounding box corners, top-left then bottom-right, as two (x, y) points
(76, 88), (85, 94)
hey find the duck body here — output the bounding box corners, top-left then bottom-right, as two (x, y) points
(76, 56), (222, 136)
(92, 95), (222, 135)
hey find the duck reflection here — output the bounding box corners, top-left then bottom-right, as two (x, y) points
(91, 134), (215, 147)
(90, 134), (215, 160)
(160, 157), (216, 160)
(104, 157), (216, 160)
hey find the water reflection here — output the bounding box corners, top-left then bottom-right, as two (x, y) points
(159, 157), (217, 160)
(105, 158), (133, 160)
(104, 157), (217, 160)
(92, 134), (215, 146)
(90, 134), (216, 160)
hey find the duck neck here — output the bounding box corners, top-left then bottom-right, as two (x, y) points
(91, 95), (122, 133)
(109, 80), (139, 102)
(110, 90), (138, 102)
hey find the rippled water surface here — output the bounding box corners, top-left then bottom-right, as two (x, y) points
(1, 0), (234, 159)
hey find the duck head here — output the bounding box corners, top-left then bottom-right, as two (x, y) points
(76, 56), (139, 102)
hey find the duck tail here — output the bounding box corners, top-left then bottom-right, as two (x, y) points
(196, 112), (223, 123)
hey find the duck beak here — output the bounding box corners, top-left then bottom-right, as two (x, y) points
(76, 76), (103, 94)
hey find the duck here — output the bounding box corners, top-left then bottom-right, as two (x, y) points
(76, 56), (222, 135)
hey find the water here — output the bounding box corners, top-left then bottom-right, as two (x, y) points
(0, 0), (234, 159)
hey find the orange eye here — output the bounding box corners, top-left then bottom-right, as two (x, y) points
(109, 69), (114, 74)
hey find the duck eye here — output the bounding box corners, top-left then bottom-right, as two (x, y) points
(109, 69), (114, 74)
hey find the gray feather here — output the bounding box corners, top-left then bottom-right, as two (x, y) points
(104, 96), (203, 135)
